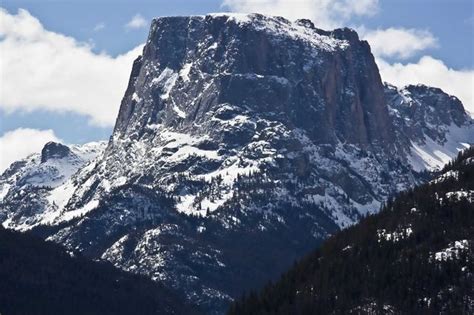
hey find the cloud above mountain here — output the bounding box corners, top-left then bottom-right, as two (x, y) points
(0, 8), (143, 127)
(362, 27), (438, 59)
(125, 14), (147, 30)
(0, 128), (61, 172)
(377, 56), (474, 115)
(222, 0), (379, 29)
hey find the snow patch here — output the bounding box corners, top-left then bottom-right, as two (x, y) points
(0, 183), (10, 201)
(445, 190), (474, 202)
(201, 160), (259, 185)
(46, 179), (76, 210)
(152, 68), (178, 100)
(377, 226), (413, 243)
(132, 92), (141, 103)
(179, 62), (193, 82)
(408, 123), (473, 171)
(431, 170), (459, 184)
(433, 240), (469, 262)
(208, 13), (252, 25)
(173, 105), (187, 118)
(60, 200), (100, 222)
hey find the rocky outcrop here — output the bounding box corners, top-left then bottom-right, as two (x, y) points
(385, 83), (470, 143)
(114, 14), (393, 150)
(385, 83), (473, 170)
(0, 141), (106, 229)
(41, 142), (73, 163)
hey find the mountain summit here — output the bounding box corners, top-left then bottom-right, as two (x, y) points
(1, 13), (472, 313)
(114, 14), (393, 149)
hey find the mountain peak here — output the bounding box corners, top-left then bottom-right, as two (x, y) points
(40, 142), (72, 163)
(117, 13), (391, 148)
(385, 83), (469, 129)
(295, 18), (315, 28)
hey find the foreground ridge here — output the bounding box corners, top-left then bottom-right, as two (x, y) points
(0, 226), (197, 315)
(229, 147), (474, 314)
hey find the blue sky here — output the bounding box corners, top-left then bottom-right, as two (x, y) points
(0, 0), (473, 170)
(2, 0), (472, 65)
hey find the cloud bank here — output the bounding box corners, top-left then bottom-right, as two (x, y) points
(377, 56), (474, 115)
(0, 128), (61, 172)
(222, 0), (379, 29)
(362, 27), (437, 59)
(0, 8), (143, 127)
(359, 27), (473, 114)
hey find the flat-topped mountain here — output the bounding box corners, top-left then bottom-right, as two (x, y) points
(114, 14), (393, 149)
(1, 13), (472, 313)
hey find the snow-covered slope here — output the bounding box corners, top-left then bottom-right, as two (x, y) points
(385, 83), (473, 171)
(0, 14), (472, 314)
(0, 141), (106, 230)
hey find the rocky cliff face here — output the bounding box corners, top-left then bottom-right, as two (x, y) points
(385, 83), (473, 170)
(1, 13), (472, 314)
(40, 142), (73, 163)
(114, 14), (393, 149)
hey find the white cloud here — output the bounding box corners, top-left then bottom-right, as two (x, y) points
(0, 128), (61, 172)
(0, 8), (143, 127)
(125, 14), (147, 30)
(222, 0), (378, 29)
(378, 56), (474, 115)
(93, 22), (105, 32)
(332, 0), (379, 19)
(362, 27), (437, 59)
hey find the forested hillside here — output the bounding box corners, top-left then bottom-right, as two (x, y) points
(229, 147), (474, 314)
(0, 227), (198, 315)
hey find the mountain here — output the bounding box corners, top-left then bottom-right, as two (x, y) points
(0, 141), (106, 230)
(229, 147), (474, 314)
(1, 13), (473, 313)
(385, 83), (472, 171)
(0, 226), (197, 315)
